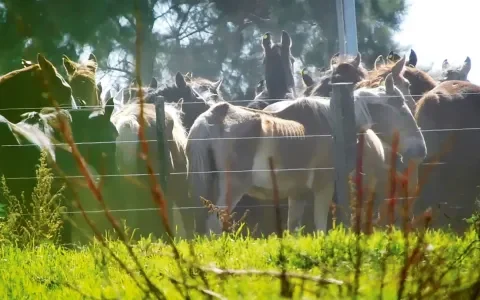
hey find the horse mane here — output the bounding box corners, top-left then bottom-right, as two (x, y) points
(0, 64), (41, 83)
(356, 63), (395, 88)
(357, 62), (437, 90)
(112, 101), (187, 162)
(161, 75), (225, 103)
(164, 103), (188, 154)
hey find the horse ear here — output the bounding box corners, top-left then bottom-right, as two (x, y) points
(175, 72), (187, 88)
(150, 77), (158, 89)
(352, 52), (361, 68)
(281, 30), (292, 49)
(301, 69), (314, 87)
(104, 97), (115, 119)
(408, 49), (417, 67)
(387, 51), (394, 62)
(442, 59), (450, 71)
(97, 82), (102, 96)
(262, 32), (272, 50)
(22, 59), (34, 68)
(330, 52), (340, 68)
(105, 89), (112, 101)
(387, 51), (401, 63)
(212, 78), (223, 91)
(374, 55), (385, 70)
(385, 73), (395, 95)
(392, 55), (406, 78)
(37, 54), (56, 75)
(88, 53), (97, 63)
(174, 98), (184, 110)
(62, 55), (76, 75)
(461, 56), (471, 76)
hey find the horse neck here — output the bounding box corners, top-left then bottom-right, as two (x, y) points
(405, 69), (437, 100)
(265, 64), (294, 100)
(182, 100), (209, 132)
(0, 68), (44, 112)
(352, 96), (374, 132)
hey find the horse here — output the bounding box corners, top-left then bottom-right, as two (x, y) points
(0, 54), (77, 123)
(440, 57), (471, 82)
(245, 80), (270, 110)
(267, 56), (422, 229)
(22, 53), (101, 107)
(61, 53), (100, 107)
(386, 49), (418, 67)
(186, 70), (426, 235)
(111, 96), (193, 239)
(287, 55), (415, 232)
(117, 77), (160, 105)
(302, 53), (368, 97)
(157, 72), (224, 132)
(0, 97), (118, 245)
(357, 54), (437, 102)
(414, 80), (480, 232)
(247, 31), (296, 110)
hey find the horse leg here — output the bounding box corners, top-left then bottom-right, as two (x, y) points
(313, 183), (335, 233)
(287, 197), (307, 232)
(206, 174), (249, 235)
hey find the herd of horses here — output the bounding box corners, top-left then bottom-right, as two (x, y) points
(0, 30), (478, 245)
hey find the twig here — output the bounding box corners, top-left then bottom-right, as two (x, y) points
(201, 266), (344, 286)
(268, 157), (293, 298)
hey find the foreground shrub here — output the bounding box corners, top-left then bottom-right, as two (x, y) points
(0, 151), (65, 248)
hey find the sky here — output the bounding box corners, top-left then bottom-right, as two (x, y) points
(394, 0), (480, 84)
(83, 0), (480, 95)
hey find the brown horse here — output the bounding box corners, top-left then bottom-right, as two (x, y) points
(23, 54), (100, 107)
(386, 49), (418, 67)
(302, 53), (368, 97)
(0, 97), (118, 245)
(248, 31), (296, 109)
(414, 80), (480, 232)
(357, 57), (437, 102)
(0, 54), (77, 123)
(62, 54), (100, 107)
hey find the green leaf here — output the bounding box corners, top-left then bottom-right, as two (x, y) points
(0, 203), (7, 218)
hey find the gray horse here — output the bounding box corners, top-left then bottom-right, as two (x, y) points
(186, 70), (427, 235)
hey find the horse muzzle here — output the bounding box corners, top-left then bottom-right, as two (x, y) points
(402, 139), (427, 165)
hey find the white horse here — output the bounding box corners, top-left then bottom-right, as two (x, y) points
(110, 94), (193, 239)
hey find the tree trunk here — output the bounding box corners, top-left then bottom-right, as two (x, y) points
(134, 0), (156, 84)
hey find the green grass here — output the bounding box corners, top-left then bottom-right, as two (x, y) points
(0, 227), (478, 299)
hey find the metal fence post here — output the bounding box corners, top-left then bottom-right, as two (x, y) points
(336, 0), (359, 56)
(331, 82), (357, 227)
(155, 96), (169, 194)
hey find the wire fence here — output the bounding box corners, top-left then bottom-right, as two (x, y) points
(0, 92), (477, 220)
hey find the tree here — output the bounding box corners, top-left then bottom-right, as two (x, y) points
(0, 0), (407, 99)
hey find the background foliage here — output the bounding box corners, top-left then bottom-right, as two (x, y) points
(0, 0), (407, 99)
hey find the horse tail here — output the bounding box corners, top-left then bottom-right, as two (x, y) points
(186, 119), (216, 235)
